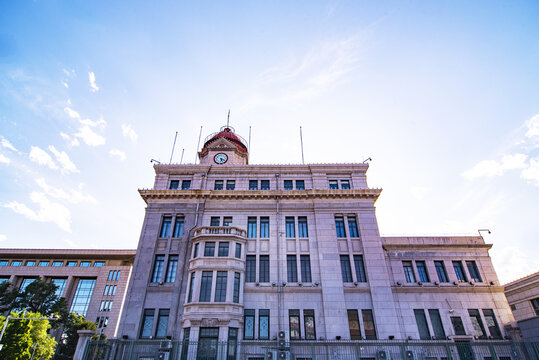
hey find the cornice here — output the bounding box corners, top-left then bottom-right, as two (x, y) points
(383, 244), (493, 251)
(138, 188), (382, 203)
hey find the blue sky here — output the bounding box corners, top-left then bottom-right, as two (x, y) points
(0, 1), (538, 284)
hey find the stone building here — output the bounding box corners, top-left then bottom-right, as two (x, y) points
(117, 125), (514, 346)
(504, 271), (539, 341)
(0, 248), (135, 338)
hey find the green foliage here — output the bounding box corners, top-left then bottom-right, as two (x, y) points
(13, 279), (68, 319)
(0, 281), (19, 314)
(0, 312), (57, 360)
(54, 313), (97, 360)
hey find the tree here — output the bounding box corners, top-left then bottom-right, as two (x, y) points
(54, 313), (97, 360)
(13, 279), (68, 319)
(0, 311), (57, 360)
(0, 281), (19, 314)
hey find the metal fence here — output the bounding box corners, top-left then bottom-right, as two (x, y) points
(82, 340), (539, 360)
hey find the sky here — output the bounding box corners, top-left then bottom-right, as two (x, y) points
(0, 1), (538, 284)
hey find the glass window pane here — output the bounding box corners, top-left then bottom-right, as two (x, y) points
(226, 180), (235, 190)
(453, 261), (467, 282)
(210, 217), (220, 226)
(235, 243), (241, 259)
(289, 309), (301, 339)
(51, 278), (67, 297)
(247, 217), (257, 238)
(152, 255), (165, 283)
(244, 309), (255, 339)
(173, 217), (184, 238)
(140, 309), (155, 339)
(38, 261), (50, 267)
(156, 309), (170, 338)
(249, 180), (258, 190)
(482, 309), (502, 339)
(260, 180), (270, 190)
(296, 180), (305, 190)
(451, 316), (466, 335)
(160, 217), (172, 238)
(218, 242), (229, 257)
(300, 255), (312, 283)
(287, 255), (298, 282)
(340, 255), (353, 282)
(93, 261), (105, 267)
(214, 271), (227, 302)
(181, 180), (191, 190)
(260, 217), (269, 238)
(435, 261), (449, 282)
(233, 273), (240, 303)
(70, 279), (96, 316)
(187, 273), (195, 302)
(414, 309), (431, 340)
(11, 260), (22, 267)
(298, 217), (308, 238)
(348, 217), (359, 238)
(25, 261), (36, 267)
(468, 309), (487, 339)
(403, 261), (416, 283)
(169, 180), (179, 189)
(304, 309), (316, 340)
(416, 261), (430, 282)
(347, 310), (362, 340)
(246, 255), (256, 282)
(204, 242), (215, 256)
(214, 180), (223, 190)
(284, 180), (293, 190)
(223, 217), (232, 226)
(354, 255), (367, 282)
(362, 309), (377, 340)
(285, 217), (295, 238)
(329, 180), (338, 189)
(259, 309), (270, 339)
(429, 309), (446, 340)
(466, 261), (482, 282)
(335, 217), (346, 238)
(341, 180), (350, 189)
(165, 255), (178, 283)
(259, 255), (269, 282)
(199, 271), (213, 302)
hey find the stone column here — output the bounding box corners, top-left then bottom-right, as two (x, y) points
(73, 329), (95, 360)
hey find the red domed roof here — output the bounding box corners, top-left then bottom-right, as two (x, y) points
(202, 126), (248, 153)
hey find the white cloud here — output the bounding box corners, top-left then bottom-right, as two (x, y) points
(63, 82), (69, 88)
(3, 192), (72, 232)
(0, 154), (10, 164)
(60, 132), (80, 146)
(521, 156), (539, 186)
(0, 234), (6, 242)
(492, 246), (538, 284)
(29, 146), (58, 170)
(462, 153), (528, 179)
(75, 125), (106, 146)
(1, 137), (19, 153)
(35, 178), (97, 204)
(525, 114), (539, 138)
(89, 71), (99, 92)
(48, 145), (79, 174)
(109, 148), (126, 161)
(121, 124), (138, 142)
(63, 238), (76, 247)
(64, 107), (81, 120)
(79, 115), (106, 129)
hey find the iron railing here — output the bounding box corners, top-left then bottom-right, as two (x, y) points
(82, 339), (539, 360)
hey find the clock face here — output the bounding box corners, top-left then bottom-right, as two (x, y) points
(214, 153), (228, 164)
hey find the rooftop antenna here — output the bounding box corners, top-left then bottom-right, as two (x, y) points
(169, 131), (178, 164)
(227, 109), (230, 128)
(248, 126), (252, 162)
(194, 126), (202, 164)
(180, 149), (184, 164)
(300, 126), (305, 164)
(362, 157), (372, 163)
(478, 229), (491, 239)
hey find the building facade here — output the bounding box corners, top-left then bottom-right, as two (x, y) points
(0, 248), (135, 338)
(505, 271), (539, 341)
(117, 126), (514, 346)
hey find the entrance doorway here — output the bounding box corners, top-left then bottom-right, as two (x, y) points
(197, 327), (219, 360)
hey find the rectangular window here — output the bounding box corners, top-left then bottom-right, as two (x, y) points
(25, 261), (36, 267)
(532, 298), (539, 316)
(468, 309), (487, 339)
(347, 310), (362, 340)
(173, 217), (184, 238)
(260, 180), (270, 190)
(466, 261), (482, 282)
(434, 261), (449, 282)
(38, 261), (49, 267)
(287, 255), (298, 282)
(165, 255), (178, 283)
(249, 180), (258, 190)
(70, 279), (96, 316)
(151, 255), (165, 283)
(298, 217), (308, 238)
(285, 217), (295, 238)
(187, 273), (195, 302)
(66, 261), (78, 267)
(453, 261), (467, 282)
(218, 242), (229, 257)
(115, 271), (120, 281)
(335, 217), (346, 238)
(214, 180), (224, 190)
(235, 243), (242, 259)
(0, 260), (8, 266)
(20, 278), (37, 291)
(289, 309), (301, 339)
(341, 180), (350, 189)
(204, 242), (216, 256)
(193, 243), (199, 258)
(340, 255), (353, 283)
(247, 217), (257, 238)
(181, 328), (191, 360)
(80, 261), (91, 267)
(296, 180), (305, 190)
(362, 309), (377, 340)
(215, 271), (227, 302)
(226, 180), (235, 190)
(246, 255), (256, 282)
(329, 180), (339, 189)
(244, 309), (255, 339)
(140, 309), (155, 339)
(160, 217), (172, 238)
(304, 309), (316, 340)
(451, 316), (466, 335)
(112, 285), (117, 295)
(482, 309), (502, 339)
(169, 180), (179, 189)
(260, 217), (269, 238)
(284, 180), (293, 190)
(259, 255), (269, 282)
(416, 261), (430, 282)
(348, 217), (359, 238)
(354, 255), (367, 282)
(94, 261), (105, 267)
(181, 180), (191, 190)
(155, 309), (170, 339)
(223, 217), (233, 226)
(227, 328), (238, 360)
(11, 260), (22, 266)
(210, 217), (220, 226)
(429, 309), (446, 340)
(52, 261), (63, 267)
(403, 261), (416, 283)
(259, 309), (270, 339)
(300, 255), (312, 283)
(51, 278), (67, 297)
(108, 271), (114, 281)
(199, 271), (213, 302)
(233, 273), (240, 303)
(414, 309), (431, 340)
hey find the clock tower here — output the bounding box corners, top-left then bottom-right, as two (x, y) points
(198, 126), (249, 165)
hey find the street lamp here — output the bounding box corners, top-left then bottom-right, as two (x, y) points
(0, 314), (59, 350)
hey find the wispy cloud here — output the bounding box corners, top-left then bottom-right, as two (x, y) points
(121, 124), (138, 142)
(3, 192), (72, 232)
(60, 132), (80, 147)
(64, 106), (81, 120)
(462, 154), (528, 179)
(75, 125), (106, 146)
(35, 178), (97, 204)
(63, 106), (106, 146)
(1, 136), (19, 153)
(29, 146), (58, 170)
(0, 154), (10, 164)
(89, 71), (99, 92)
(525, 114), (539, 138)
(521, 156), (539, 186)
(109, 148), (126, 161)
(48, 145), (78, 174)
(80, 115), (106, 129)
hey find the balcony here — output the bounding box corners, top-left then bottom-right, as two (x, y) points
(192, 226), (247, 239)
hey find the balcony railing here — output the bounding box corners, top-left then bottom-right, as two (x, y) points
(193, 226), (247, 238)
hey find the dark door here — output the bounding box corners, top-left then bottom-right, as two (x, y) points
(455, 341), (475, 360)
(197, 327), (219, 360)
